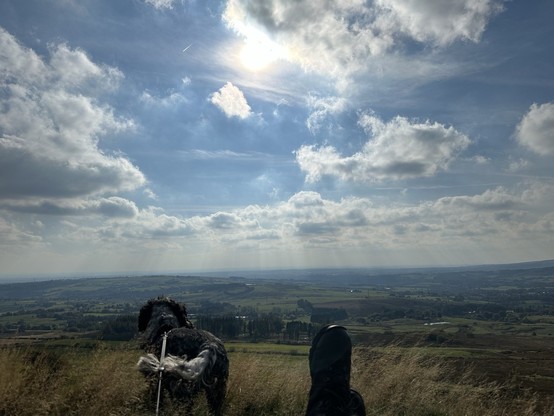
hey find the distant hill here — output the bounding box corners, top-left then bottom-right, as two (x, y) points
(203, 259), (554, 281)
(0, 259), (553, 302)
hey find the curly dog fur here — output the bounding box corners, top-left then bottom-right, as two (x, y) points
(137, 296), (228, 415)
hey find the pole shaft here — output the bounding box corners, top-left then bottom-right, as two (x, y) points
(155, 332), (168, 416)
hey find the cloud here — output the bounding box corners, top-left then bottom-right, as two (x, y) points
(210, 82), (252, 119)
(142, 183), (551, 251)
(0, 28), (145, 205)
(109, 208), (196, 239)
(508, 158), (529, 173)
(0, 217), (43, 248)
(0, 136), (143, 199)
(145, 0), (175, 10)
(49, 43), (123, 90)
(223, 0), (502, 81)
(104, 181), (549, 251)
(306, 95), (349, 134)
(204, 211), (258, 230)
(296, 114), (470, 182)
(0, 197), (139, 218)
(375, 0), (503, 46)
(434, 187), (521, 211)
(179, 149), (254, 160)
(58, 207), (196, 246)
(176, 191), (374, 245)
(140, 90), (188, 107)
(0, 27), (47, 84)
(8, 182), (552, 268)
(515, 102), (554, 156)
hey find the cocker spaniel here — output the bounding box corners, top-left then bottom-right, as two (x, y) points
(137, 297), (228, 415)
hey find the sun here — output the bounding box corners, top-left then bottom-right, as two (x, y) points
(239, 34), (286, 72)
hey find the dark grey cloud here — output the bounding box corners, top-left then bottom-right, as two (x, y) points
(0, 138), (144, 199)
(0, 197), (139, 218)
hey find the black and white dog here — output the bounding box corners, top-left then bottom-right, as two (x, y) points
(137, 297), (228, 415)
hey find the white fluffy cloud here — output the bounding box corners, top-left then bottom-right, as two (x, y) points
(375, 0), (503, 45)
(296, 114), (470, 182)
(515, 102), (554, 156)
(223, 0), (502, 80)
(210, 82), (252, 119)
(0, 28), (145, 204)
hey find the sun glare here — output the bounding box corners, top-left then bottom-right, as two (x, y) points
(239, 34), (286, 72)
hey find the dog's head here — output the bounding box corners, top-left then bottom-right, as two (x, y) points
(138, 297), (193, 345)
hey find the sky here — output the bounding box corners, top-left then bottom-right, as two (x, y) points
(1, 0), (553, 277)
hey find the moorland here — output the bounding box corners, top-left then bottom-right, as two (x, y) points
(1, 261), (553, 415)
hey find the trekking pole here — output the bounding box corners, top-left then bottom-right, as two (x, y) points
(156, 332), (168, 416)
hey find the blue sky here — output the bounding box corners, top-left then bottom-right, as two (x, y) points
(1, 0), (553, 277)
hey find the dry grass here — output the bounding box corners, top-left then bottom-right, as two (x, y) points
(351, 346), (550, 416)
(224, 353), (309, 415)
(0, 345), (147, 416)
(0, 344), (551, 416)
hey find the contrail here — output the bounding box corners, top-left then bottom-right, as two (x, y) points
(182, 43), (193, 53)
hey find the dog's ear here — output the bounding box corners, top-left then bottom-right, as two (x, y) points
(170, 300), (192, 328)
(138, 301), (153, 332)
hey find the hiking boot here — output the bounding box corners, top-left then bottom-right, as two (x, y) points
(306, 325), (366, 416)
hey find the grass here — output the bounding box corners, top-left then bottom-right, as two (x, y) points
(226, 341), (310, 356)
(0, 345), (146, 416)
(350, 346), (549, 416)
(0, 342), (552, 416)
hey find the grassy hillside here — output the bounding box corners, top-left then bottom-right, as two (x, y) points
(1, 341), (551, 416)
(1, 267), (553, 414)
